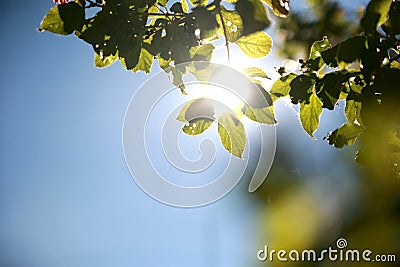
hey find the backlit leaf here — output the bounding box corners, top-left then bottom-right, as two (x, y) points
(242, 67), (270, 79)
(345, 99), (363, 125)
(183, 119), (214, 135)
(189, 44), (215, 61)
(95, 51), (119, 68)
(270, 73), (297, 101)
(300, 91), (323, 138)
(327, 123), (364, 148)
(242, 105), (276, 124)
(40, 2), (85, 35)
(218, 112), (246, 158)
(132, 48), (154, 73)
(236, 31), (272, 58)
(216, 7), (243, 42)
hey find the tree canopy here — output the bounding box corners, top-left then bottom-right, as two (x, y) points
(40, 0), (400, 179)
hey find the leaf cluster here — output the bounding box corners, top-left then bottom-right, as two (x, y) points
(271, 0), (400, 177)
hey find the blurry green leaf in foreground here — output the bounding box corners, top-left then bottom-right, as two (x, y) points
(361, 0), (392, 33)
(218, 112), (246, 158)
(262, 0), (290, 18)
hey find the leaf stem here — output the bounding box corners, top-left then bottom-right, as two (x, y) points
(217, 7), (231, 63)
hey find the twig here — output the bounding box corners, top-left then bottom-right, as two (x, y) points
(217, 7), (230, 63)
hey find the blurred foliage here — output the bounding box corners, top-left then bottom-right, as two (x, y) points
(255, 143), (400, 266)
(274, 0), (361, 59)
(272, 0), (400, 180)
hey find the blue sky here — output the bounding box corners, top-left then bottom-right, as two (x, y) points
(0, 1), (366, 266)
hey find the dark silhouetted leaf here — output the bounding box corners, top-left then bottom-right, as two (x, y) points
(262, 0), (290, 18)
(289, 73), (316, 104)
(327, 122), (363, 148)
(40, 2), (85, 35)
(236, 0), (271, 36)
(270, 73), (297, 101)
(170, 2), (184, 13)
(316, 70), (348, 110)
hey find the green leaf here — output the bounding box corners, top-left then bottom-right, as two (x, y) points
(289, 73), (316, 104)
(218, 112), (246, 158)
(119, 41), (142, 70)
(177, 98), (215, 135)
(158, 57), (172, 71)
(307, 37), (332, 71)
(189, 44), (215, 61)
(337, 36), (366, 64)
(321, 45), (339, 68)
(261, 0), (290, 18)
(216, 7), (244, 42)
(243, 83), (273, 108)
(242, 67), (270, 79)
(40, 2), (85, 35)
(300, 91), (323, 138)
(132, 47), (154, 73)
(193, 7), (219, 32)
(310, 37), (332, 60)
(316, 70), (348, 110)
(177, 99), (197, 123)
(95, 51), (119, 68)
(236, 31), (272, 58)
(181, 0), (189, 13)
(361, 0), (392, 34)
(170, 2), (184, 13)
(236, 0), (271, 36)
(242, 105), (276, 124)
(345, 99), (363, 125)
(171, 67), (187, 95)
(189, 0), (208, 7)
(183, 119), (214, 135)
(183, 98), (215, 122)
(270, 73), (297, 101)
(327, 123), (364, 148)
